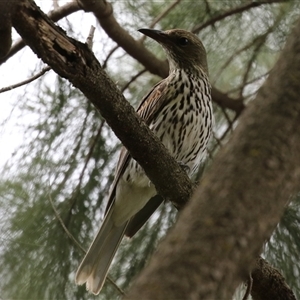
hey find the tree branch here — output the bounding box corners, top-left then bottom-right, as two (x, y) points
(0, 1), (81, 65)
(78, 0), (245, 113)
(11, 0), (193, 210)
(125, 17), (300, 300)
(0, 0), (18, 58)
(0, 66), (51, 93)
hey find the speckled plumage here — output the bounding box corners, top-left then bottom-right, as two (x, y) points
(75, 28), (213, 295)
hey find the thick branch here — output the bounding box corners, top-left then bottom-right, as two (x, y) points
(251, 257), (297, 300)
(0, 0), (18, 57)
(192, 0), (290, 33)
(79, 0), (244, 113)
(125, 17), (300, 300)
(11, 0), (193, 209)
(0, 1), (80, 65)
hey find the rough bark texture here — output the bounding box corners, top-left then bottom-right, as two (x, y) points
(0, 1), (80, 64)
(125, 19), (300, 300)
(9, 1), (300, 299)
(11, 0), (193, 210)
(0, 0), (17, 57)
(251, 257), (296, 300)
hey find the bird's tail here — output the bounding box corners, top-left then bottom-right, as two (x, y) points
(75, 206), (128, 295)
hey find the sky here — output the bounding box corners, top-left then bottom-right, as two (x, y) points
(0, 2), (98, 168)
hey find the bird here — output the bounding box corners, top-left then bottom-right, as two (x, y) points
(75, 28), (213, 295)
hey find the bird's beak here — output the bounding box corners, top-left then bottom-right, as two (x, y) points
(138, 28), (169, 43)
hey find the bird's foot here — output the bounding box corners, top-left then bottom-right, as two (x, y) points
(178, 161), (190, 173)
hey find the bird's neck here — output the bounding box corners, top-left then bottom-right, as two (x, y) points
(170, 66), (208, 82)
(168, 58), (208, 78)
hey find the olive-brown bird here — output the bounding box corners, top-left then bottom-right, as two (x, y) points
(75, 28), (213, 294)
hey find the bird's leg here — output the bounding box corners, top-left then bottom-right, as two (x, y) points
(177, 161), (190, 173)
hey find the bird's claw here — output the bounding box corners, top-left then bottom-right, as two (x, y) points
(178, 161), (190, 173)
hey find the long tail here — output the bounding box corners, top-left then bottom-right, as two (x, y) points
(75, 206), (128, 295)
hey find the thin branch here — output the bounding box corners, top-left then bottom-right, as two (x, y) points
(102, 45), (119, 69)
(149, 0), (181, 28)
(126, 15), (300, 299)
(107, 277), (126, 296)
(78, 0), (244, 113)
(48, 192), (86, 253)
(121, 68), (147, 93)
(226, 71), (270, 96)
(220, 106), (234, 131)
(0, 66), (51, 93)
(0, 0), (18, 58)
(86, 25), (96, 49)
(66, 119), (106, 222)
(242, 273), (253, 300)
(209, 112), (239, 155)
(49, 184), (125, 296)
(52, 0), (59, 10)
(140, 0), (182, 42)
(239, 45), (262, 99)
(203, 0), (213, 19)
(192, 0), (289, 33)
(212, 36), (262, 86)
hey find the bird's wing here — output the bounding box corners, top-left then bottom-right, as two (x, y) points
(105, 78), (170, 214)
(136, 78), (169, 124)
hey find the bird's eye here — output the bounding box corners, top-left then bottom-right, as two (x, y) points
(178, 37), (189, 46)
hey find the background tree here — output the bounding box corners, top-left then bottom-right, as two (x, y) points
(0, 0), (299, 299)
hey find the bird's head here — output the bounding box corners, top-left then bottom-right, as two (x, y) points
(139, 28), (208, 75)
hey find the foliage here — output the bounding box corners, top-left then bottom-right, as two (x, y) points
(0, 1), (299, 299)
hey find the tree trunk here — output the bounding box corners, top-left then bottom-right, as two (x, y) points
(125, 18), (300, 300)
(8, 1), (300, 299)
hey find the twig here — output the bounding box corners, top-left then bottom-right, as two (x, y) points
(192, 0), (288, 33)
(149, 0), (181, 28)
(102, 45), (119, 69)
(140, 0), (182, 42)
(52, 0), (59, 10)
(239, 45), (262, 99)
(107, 277), (126, 296)
(209, 112), (239, 155)
(251, 257), (297, 300)
(121, 68), (147, 93)
(86, 25), (96, 49)
(212, 37), (261, 86)
(242, 273), (253, 300)
(80, 0), (242, 112)
(0, 66), (51, 93)
(48, 190), (126, 295)
(227, 71), (270, 96)
(221, 106), (234, 132)
(239, 11), (286, 99)
(48, 192), (86, 253)
(66, 119), (106, 222)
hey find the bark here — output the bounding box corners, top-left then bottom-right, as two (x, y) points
(79, 0), (245, 113)
(9, 1), (300, 299)
(0, 1), (81, 64)
(251, 257), (296, 300)
(125, 18), (300, 300)
(1, 0), (244, 113)
(11, 0), (193, 210)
